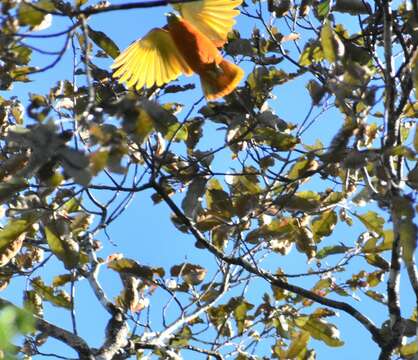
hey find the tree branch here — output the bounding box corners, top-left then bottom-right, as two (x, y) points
(0, 298), (93, 359)
(151, 181), (384, 345)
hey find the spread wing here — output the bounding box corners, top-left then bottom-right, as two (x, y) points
(111, 28), (192, 90)
(173, 0), (242, 47)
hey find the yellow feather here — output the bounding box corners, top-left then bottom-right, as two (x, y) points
(112, 28), (190, 90)
(146, 52), (156, 88)
(174, 0), (242, 45)
(123, 48), (146, 85)
(137, 52), (152, 89)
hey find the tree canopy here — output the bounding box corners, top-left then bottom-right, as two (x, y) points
(0, 0), (417, 359)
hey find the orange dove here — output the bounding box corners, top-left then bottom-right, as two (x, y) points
(111, 0), (244, 100)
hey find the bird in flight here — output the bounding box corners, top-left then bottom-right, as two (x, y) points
(111, 0), (244, 100)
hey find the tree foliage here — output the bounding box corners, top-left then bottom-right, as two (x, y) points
(0, 0), (417, 359)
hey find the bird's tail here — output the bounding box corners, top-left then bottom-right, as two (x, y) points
(200, 59), (244, 100)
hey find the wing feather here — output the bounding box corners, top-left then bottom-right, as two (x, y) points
(111, 28), (192, 90)
(123, 48), (147, 85)
(173, 0), (242, 46)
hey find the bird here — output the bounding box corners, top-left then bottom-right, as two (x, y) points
(111, 0), (244, 100)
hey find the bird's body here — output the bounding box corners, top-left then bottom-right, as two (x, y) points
(111, 0), (243, 100)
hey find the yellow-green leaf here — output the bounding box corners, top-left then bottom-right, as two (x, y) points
(400, 219), (418, 264)
(286, 331), (310, 358)
(32, 277), (71, 309)
(320, 21), (345, 63)
(356, 211), (384, 236)
(413, 125), (418, 152)
(0, 219), (33, 267)
(108, 258), (165, 280)
(45, 226), (80, 269)
(18, 0), (54, 26)
(87, 26), (120, 59)
(312, 210), (337, 242)
(400, 341), (418, 357)
(295, 316), (344, 347)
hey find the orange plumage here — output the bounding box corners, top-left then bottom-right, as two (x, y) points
(111, 0), (243, 100)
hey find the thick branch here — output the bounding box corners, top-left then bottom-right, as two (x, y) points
(96, 309), (129, 360)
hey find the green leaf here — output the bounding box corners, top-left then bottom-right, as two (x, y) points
(299, 41), (324, 66)
(90, 150), (109, 175)
(288, 158), (319, 180)
(63, 197), (81, 213)
(45, 225), (80, 269)
(205, 179), (233, 219)
(141, 100), (187, 141)
(246, 218), (296, 246)
(316, 0), (330, 18)
(320, 21), (345, 63)
(0, 306), (35, 353)
(316, 244), (350, 259)
(399, 219), (417, 264)
(295, 316), (344, 347)
(364, 290), (386, 304)
(365, 254), (390, 271)
(274, 191), (321, 213)
(52, 274), (74, 287)
(230, 297), (254, 335)
(18, 0), (54, 26)
(170, 326), (192, 347)
(400, 341), (418, 357)
(413, 55), (418, 104)
(32, 277), (71, 309)
(254, 128), (299, 150)
(312, 210), (337, 242)
(286, 331), (310, 358)
(87, 26), (120, 59)
(12, 46), (32, 66)
(355, 211), (385, 236)
(108, 258), (165, 280)
(366, 271), (384, 287)
(0, 219), (33, 267)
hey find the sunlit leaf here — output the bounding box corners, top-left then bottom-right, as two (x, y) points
(87, 26), (120, 59)
(400, 341), (418, 357)
(399, 219), (418, 264)
(364, 290), (386, 304)
(286, 331), (310, 358)
(52, 274), (74, 287)
(18, 0), (55, 26)
(320, 21), (345, 63)
(108, 257), (165, 280)
(295, 316), (344, 347)
(45, 225), (80, 269)
(32, 277), (71, 309)
(0, 219), (34, 267)
(316, 244), (350, 259)
(365, 254), (390, 271)
(355, 211), (384, 236)
(205, 179), (233, 219)
(312, 210), (337, 242)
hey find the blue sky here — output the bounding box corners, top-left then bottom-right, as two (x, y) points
(2, 1), (415, 359)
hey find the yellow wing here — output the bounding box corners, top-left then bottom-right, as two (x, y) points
(173, 0), (242, 47)
(111, 28), (192, 90)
